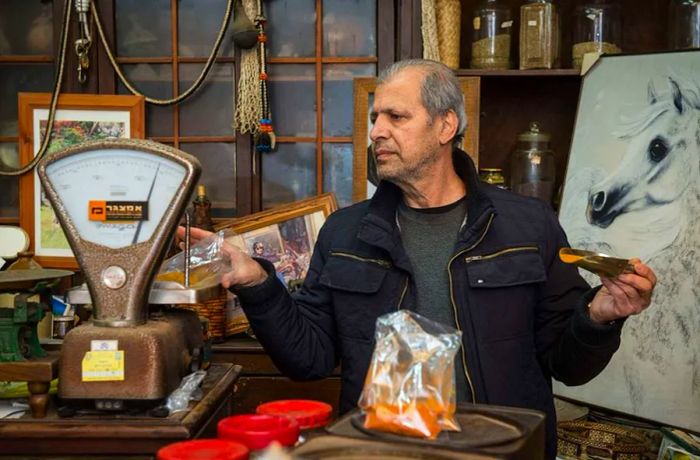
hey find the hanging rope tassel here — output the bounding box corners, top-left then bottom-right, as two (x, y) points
(253, 4), (276, 154)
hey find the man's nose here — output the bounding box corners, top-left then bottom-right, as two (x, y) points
(370, 116), (387, 142)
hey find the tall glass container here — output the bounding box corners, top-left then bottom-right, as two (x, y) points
(510, 122), (556, 205)
(668, 0), (700, 49)
(470, 0), (514, 69)
(572, 0), (622, 69)
(519, 0), (560, 69)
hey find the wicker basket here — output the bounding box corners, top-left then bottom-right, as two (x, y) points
(179, 293), (227, 342)
(557, 421), (649, 460)
(436, 0), (461, 69)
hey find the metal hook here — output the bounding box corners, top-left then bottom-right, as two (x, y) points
(77, 65), (87, 84)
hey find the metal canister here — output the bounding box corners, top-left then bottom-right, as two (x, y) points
(479, 168), (508, 189)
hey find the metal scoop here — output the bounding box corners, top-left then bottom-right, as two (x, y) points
(559, 248), (635, 278)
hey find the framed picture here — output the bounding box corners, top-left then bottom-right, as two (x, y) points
(351, 76), (480, 202)
(18, 93), (145, 269)
(555, 50), (700, 432)
(214, 193), (338, 335)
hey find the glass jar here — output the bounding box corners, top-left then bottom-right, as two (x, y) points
(470, 0), (514, 69)
(510, 122), (556, 205)
(519, 0), (560, 69)
(668, 0), (700, 49)
(572, 0), (622, 69)
(479, 168), (508, 189)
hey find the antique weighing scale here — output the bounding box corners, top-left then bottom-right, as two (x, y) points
(37, 138), (220, 413)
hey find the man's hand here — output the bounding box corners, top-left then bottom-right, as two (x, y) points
(176, 226), (268, 289)
(588, 258), (657, 324)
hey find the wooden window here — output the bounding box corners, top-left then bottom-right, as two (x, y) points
(114, 0), (238, 218)
(1, 0), (392, 224)
(0, 1), (56, 224)
(262, 0), (379, 209)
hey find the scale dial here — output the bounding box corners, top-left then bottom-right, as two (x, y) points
(39, 140), (200, 326)
(44, 148), (186, 249)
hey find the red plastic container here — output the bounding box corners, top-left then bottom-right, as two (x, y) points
(217, 414), (300, 450)
(256, 399), (333, 430)
(157, 439), (249, 460)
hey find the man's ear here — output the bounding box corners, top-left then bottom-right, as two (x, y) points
(438, 110), (458, 145)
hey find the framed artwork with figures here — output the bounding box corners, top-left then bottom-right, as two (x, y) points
(214, 193), (338, 336)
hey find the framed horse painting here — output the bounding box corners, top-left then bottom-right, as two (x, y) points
(556, 49), (700, 432)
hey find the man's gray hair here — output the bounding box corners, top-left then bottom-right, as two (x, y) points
(377, 59), (467, 145)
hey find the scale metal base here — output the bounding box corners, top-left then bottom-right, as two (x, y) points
(58, 307), (203, 405)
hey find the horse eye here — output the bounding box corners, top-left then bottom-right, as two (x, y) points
(648, 137), (669, 163)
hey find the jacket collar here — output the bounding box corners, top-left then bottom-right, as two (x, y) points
(358, 148), (496, 253)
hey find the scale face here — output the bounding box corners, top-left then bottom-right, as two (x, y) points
(45, 148), (186, 249)
(38, 139), (201, 326)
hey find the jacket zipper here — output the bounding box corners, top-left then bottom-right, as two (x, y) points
(396, 276), (409, 310)
(463, 246), (539, 264)
(329, 251), (393, 269)
(447, 213), (495, 404)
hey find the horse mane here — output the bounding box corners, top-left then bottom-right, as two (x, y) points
(615, 76), (700, 139)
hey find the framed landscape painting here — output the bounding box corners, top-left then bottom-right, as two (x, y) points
(18, 93), (144, 268)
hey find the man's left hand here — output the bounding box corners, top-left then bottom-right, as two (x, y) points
(588, 258), (657, 324)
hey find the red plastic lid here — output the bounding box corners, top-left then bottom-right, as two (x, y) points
(256, 399), (333, 430)
(218, 414), (300, 450)
(157, 439), (249, 460)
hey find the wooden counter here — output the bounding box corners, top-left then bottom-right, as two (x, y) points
(0, 363), (241, 458)
(212, 336), (341, 416)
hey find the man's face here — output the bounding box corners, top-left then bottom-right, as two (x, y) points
(369, 68), (445, 185)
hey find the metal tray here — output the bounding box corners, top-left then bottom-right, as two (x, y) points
(0, 269), (74, 292)
(66, 280), (225, 305)
(293, 435), (496, 459)
(348, 408), (527, 450)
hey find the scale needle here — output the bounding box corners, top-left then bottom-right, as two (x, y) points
(132, 164), (160, 244)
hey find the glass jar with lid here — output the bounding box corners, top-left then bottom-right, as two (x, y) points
(572, 0), (622, 69)
(510, 122), (556, 205)
(668, 0), (700, 49)
(519, 0), (560, 69)
(470, 0), (514, 69)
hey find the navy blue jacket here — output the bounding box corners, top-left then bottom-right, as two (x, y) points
(235, 150), (624, 459)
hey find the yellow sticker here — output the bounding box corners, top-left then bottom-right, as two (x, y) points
(473, 17), (481, 30)
(82, 350), (125, 382)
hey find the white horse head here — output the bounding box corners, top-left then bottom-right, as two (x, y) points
(586, 77), (700, 233)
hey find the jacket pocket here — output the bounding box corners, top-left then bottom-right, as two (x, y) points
(463, 247), (546, 343)
(320, 252), (391, 340)
(466, 247), (546, 288)
(320, 252), (389, 292)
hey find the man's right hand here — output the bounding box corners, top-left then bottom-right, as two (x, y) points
(176, 226), (269, 289)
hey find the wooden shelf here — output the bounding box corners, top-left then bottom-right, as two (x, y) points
(455, 68), (581, 77)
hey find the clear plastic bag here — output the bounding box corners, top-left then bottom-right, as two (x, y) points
(165, 370), (207, 414)
(358, 310), (462, 439)
(157, 230), (234, 287)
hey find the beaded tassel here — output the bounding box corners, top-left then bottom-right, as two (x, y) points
(254, 4), (276, 153)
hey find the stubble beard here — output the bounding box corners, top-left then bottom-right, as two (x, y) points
(376, 144), (442, 187)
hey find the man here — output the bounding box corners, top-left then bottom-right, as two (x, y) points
(181, 59), (656, 458)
